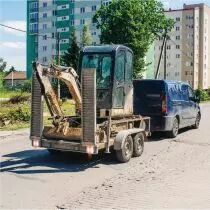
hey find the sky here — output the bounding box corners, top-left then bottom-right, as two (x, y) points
(0, 0), (210, 71)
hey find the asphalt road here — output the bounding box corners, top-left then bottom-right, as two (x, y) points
(1, 103), (210, 209)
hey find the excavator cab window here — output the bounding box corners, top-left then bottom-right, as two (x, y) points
(82, 54), (112, 89)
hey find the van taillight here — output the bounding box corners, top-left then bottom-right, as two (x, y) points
(161, 95), (167, 114)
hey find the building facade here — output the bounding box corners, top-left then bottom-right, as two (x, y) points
(154, 4), (210, 89)
(27, 0), (111, 79)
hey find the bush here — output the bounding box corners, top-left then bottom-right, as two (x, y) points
(195, 88), (210, 101)
(0, 103), (30, 127)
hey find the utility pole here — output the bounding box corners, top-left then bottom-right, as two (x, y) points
(164, 36), (167, 80)
(155, 33), (167, 79)
(11, 70), (14, 87)
(56, 32), (61, 99)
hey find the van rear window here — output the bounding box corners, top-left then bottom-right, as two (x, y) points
(134, 81), (164, 116)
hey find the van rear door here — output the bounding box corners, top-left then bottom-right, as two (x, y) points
(133, 80), (165, 116)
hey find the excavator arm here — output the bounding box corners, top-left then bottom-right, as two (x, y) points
(34, 62), (82, 135)
(34, 62), (81, 117)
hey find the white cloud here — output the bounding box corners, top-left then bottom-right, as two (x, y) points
(0, 41), (25, 49)
(1, 20), (26, 37)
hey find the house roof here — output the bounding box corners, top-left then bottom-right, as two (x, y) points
(4, 71), (26, 80)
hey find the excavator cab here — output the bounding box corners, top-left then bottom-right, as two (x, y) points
(79, 45), (134, 117)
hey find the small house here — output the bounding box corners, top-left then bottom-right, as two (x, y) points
(4, 71), (26, 88)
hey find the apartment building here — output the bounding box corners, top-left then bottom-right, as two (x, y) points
(26, 0), (111, 79)
(154, 3), (210, 89)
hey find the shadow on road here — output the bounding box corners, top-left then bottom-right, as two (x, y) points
(0, 127), (194, 175)
(0, 149), (118, 174)
(148, 127), (193, 141)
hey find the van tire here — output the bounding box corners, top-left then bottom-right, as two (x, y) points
(192, 113), (200, 129)
(133, 132), (144, 157)
(116, 135), (133, 163)
(168, 117), (179, 138)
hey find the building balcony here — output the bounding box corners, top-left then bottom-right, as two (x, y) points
(30, 8), (38, 13)
(30, 18), (38, 23)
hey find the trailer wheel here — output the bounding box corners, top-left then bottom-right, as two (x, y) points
(116, 135), (133, 163)
(133, 132), (144, 157)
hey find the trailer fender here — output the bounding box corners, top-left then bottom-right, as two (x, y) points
(114, 128), (145, 150)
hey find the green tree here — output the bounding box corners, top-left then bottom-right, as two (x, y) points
(0, 57), (7, 72)
(0, 58), (7, 89)
(81, 24), (92, 46)
(94, 0), (174, 78)
(62, 28), (80, 71)
(6, 66), (16, 76)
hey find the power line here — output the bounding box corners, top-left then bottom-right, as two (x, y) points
(0, 23), (56, 40)
(0, 23), (26, 33)
(0, 23), (83, 45)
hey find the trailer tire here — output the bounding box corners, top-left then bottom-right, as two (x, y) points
(116, 135), (133, 163)
(133, 132), (144, 157)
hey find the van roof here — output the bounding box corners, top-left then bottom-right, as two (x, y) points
(134, 79), (189, 86)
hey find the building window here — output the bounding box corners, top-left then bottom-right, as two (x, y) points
(176, 45), (180, 49)
(176, 36), (180, 40)
(176, 17), (180, 21)
(80, 19), (85, 25)
(43, 35), (47, 40)
(176, 54), (180, 58)
(52, 10), (57, 16)
(176, 26), (180, 31)
(92, 5), (97, 11)
(80, 7), (85, 13)
(52, 21), (55, 27)
(43, 13), (47, 18)
(43, 57), (47, 62)
(52, 44), (56, 50)
(43, 24), (47, 30)
(29, 23), (38, 33)
(43, 2), (47, 7)
(30, 2), (38, 9)
(166, 45), (171, 50)
(70, 9), (74, 14)
(43, 46), (47, 51)
(91, 31), (97, 36)
(70, 20), (74, 26)
(52, 33), (55, 38)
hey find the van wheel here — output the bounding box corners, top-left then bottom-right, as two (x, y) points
(168, 118), (179, 138)
(116, 135), (133, 163)
(133, 132), (144, 157)
(193, 113), (200, 129)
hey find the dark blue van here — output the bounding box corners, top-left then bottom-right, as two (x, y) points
(133, 80), (201, 138)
